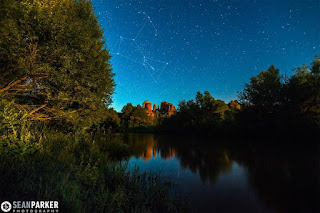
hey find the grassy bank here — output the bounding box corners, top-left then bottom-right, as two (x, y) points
(0, 127), (189, 212)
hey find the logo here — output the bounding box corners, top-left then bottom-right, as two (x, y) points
(1, 201), (59, 212)
(1, 201), (12, 212)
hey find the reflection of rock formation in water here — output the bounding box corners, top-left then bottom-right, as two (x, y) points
(124, 134), (157, 159)
(139, 143), (175, 161)
(127, 134), (232, 184)
(126, 134), (320, 212)
(125, 134), (176, 161)
(160, 147), (176, 160)
(142, 147), (157, 161)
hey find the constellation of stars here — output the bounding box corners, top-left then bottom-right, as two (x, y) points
(113, 12), (168, 83)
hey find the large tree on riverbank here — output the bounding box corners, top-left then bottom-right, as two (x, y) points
(0, 0), (115, 127)
(238, 56), (320, 132)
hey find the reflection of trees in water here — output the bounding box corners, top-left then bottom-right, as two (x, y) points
(173, 144), (232, 185)
(160, 147), (176, 160)
(124, 134), (156, 160)
(125, 134), (320, 212)
(124, 134), (176, 161)
(156, 135), (233, 185)
(231, 143), (320, 213)
(126, 134), (232, 185)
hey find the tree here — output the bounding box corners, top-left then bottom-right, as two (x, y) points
(121, 103), (134, 128)
(238, 57), (320, 133)
(131, 105), (150, 127)
(285, 56), (320, 124)
(121, 103), (134, 119)
(165, 91), (230, 132)
(0, 0), (115, 127)
(120, 104), (151, 128)
(98, 108), (120, 134)
(239, 65), (283, 114)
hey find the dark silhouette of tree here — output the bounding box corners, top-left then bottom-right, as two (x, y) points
(239, 65), (284, 114)
(237, 56), (320, 136)
(285, 56), (320, 123)
(160, 91), (230, 133)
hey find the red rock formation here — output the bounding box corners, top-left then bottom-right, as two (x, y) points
(228, 100), (241, 110)
(160, 147), (176, 160)
(142, 101), (176, 117)
(141, 146), (157, 161)
(160, 101), (176, 116)
(142, 147), (152, 161)
(142, 101), (154, 117)
(143, 101), (152, 111)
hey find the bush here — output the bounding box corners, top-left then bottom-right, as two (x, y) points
(0, 100), (42, 157)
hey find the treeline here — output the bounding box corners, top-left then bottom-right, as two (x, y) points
(159, 91), (235, 134)
(160, 56), (320, 138)
(110, 56), (320, 138)
(104, 55), (320, 138)
(238, 59), (320, 134)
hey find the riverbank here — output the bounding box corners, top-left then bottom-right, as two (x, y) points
(0, 132), (189, 212)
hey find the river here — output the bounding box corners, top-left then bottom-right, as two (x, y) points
(121, 133), (319, 212)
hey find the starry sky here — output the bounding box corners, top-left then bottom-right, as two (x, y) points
(91, 0), (320, 112)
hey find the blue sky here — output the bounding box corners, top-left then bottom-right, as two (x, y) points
(91, 0), (320, 112)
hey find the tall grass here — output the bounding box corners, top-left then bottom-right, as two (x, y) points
(0, 129), (189, 212)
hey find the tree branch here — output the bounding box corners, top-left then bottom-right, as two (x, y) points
(0, 76), (28, 93)
(28, 104), (47, 116)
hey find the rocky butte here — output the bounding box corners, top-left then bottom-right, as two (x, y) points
(160, 102), (176, 116)
(142, 101), (153, 117)
(228, 100), (241, 110)
(142, 100), (176, 117)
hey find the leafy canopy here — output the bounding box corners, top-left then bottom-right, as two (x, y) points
(239, 65), (283, 113)
(0, 0), (115, 127)
(176, 91), (230, 131)
(121, 103), (151, 128)
(238, 56), (320, 128)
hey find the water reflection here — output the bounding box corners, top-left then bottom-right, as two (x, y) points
(123, 134), (320, 212)
(232, 144), (320, 213)
(123, 134), (176, 161)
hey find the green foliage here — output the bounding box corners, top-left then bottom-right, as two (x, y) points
(93, 108), (121, 134)
(0, 100), (41, 156)
(131, 105), (151, 126)
(238, 56), (320, 133)
(121, 103), (134, 118)
(239, 65), (283, 113)
(0, 100), (188, 211)
(286, 58), (320, 114)
(0, 0), (115, 128)
(120, 103), (153, 129)
(160, 91), (231, 133)
(0, 132), (189, 212)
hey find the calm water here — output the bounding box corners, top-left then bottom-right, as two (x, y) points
(122, 134), (320, 213)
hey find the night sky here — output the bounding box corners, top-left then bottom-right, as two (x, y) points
(91, 0), (320, 112)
